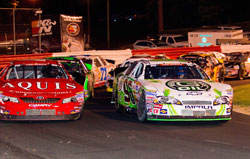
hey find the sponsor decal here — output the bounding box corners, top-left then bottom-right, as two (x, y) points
(153, 108), (160, 114)
(76, 92), (85, 102)
(186, 92), (203, 96)
(146, 90), (157, 96)
(160, 109), (168, 115)
(0, 91), (4, 104)
(226, 89), (233, 96)
(226, 108), (231, 114)
(32, 19), (57, 36)
(66, 23), (80, 36)
(185, 105), (213, 109)
(3, 110), (10, 115)
(148, 108), (153, 113)
(36, 96), (44, 100)
(11, 90), (71, 95)
(29, 104), (52, 107)
(71, 110), (80, 114)
(2, 82), (76, 90)
(153, 104), (163, 109)
(166, 80), (211, 91)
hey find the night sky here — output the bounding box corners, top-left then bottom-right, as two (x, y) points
(1, 0), (250, 49)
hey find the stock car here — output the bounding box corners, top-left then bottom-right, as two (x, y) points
(112, 59), (233, 122)
(0, 60), (85, 120)
(106, 54), (169, 92)
(178, 52), (225, 82)
(47, 56), (95, 98)
(224, 52), (250, 80)
(73, 55), (116, 88)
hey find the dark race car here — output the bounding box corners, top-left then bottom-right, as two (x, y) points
(47, 56), (95, 98)
(224, 52), (250, 80)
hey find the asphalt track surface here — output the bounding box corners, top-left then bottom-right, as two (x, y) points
(0, 79), (250, 159)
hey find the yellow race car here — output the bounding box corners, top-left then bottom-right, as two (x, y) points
(178, 51), (225, 82)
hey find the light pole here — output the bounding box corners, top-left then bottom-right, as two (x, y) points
(35, 9), (42, 53)
(12, 0), (19, 55)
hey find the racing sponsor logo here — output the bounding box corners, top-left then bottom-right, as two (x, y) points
(160, 109), (168, 114)
(29, 104), (52, 107)
(226, 108), (231, 114)
(166, 80), (211, 91)
(226, 89), (233, 96)
(32, 19), (57, 36)
(186, 92), (203, 96)
(146, 90), (157, 96)
(66, 23), (80, 36)
(185, 105), (213, 109)
(153, 104), (163, 109)
(147, 108), (153, 113)
(36, 96), (44, 100)
(2, 82), (77, 90)
(153, 108), (160, 114)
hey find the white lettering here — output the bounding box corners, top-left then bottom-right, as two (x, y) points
(37, 82), (48, 90)
(2, 83), (15, 88)
(18, 82), (32, 90)
(66, 83), (76, 89)
(55, 82), (61, 89)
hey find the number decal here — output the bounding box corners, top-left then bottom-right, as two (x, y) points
(100, 67), (107, 81)
(123, 78), (135, 105)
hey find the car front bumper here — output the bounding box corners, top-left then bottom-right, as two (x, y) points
(0, 113), (81, 121)
(147, 115), (231, 121)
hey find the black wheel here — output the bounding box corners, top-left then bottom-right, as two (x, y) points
(137, 90), (147, 122)
(72, 103), (85, 120)
(114, 89), (123, 113)
(238, 69), (245, 80)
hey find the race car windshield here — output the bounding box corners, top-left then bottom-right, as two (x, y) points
(144, 65), (208, 79)
(6, 64), (68, 79)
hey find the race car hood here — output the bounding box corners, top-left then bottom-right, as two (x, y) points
(0, 78), (83, 98)
(141, 79), (232, 98)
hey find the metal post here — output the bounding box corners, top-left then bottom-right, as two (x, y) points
(157, 0), (164, 33)
(38, 10), (41, 53)
(87, 0), (91, 46)
(13, 8), (16, 55)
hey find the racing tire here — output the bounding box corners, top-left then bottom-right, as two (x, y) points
(114, 89), (123, 113)
(238, 69), (245, 80)
(137, 90), (147, 123)
(72, 103), (85, 120)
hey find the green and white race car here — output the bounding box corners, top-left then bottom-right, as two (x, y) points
(112, 59), (233, 122)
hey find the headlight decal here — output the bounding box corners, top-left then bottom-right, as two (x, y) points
(226, 89), (233, 96)
(76, 91), (85, 103)
(0, 95), (19, 103)
(164, 89), (170, 96)
(214, 88), (222, 97)
(167, 104), (178, 115)
(216, 104), (226, 115)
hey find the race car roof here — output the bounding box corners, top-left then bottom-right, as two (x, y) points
(143, 59), (194, 66)
(10, 59), (60, 66)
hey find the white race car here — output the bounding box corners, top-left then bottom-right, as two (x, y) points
(112, 59), (233, 122)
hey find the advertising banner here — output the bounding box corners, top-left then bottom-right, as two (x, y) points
(30, 14), (61, 53)
(60, 14), (84, 52)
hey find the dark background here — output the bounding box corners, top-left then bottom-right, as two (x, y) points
(1, 0), (250, 49)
